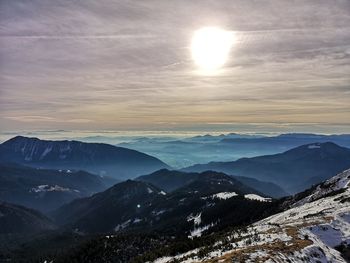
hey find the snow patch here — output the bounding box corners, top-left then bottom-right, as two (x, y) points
(244, 194), (272, 202)
(114, 219), (131, 231)
(40, 146), (52, 160)
(189, 223), (215, 238)
(212, 192), (238, 200)
(187, 213), (201, 226)
(308, 144), (321, 149)
(30, 185), (76, 193)
(133, 218), (142, 223)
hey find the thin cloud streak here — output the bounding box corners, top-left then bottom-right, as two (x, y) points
(0, 0), (349, 132)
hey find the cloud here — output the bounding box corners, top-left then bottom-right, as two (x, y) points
(4, 116), (93, 123)
(0, 0), (349, 132)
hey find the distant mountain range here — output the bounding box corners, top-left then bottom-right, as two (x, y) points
(219, 133), (350, 145)
(51, 171), (278, 235)
(117, 133), (350, 168)
(137, 169), (288, 198)
(183, 142), (350, 193)
(0, 163), (118, 212)
(0, 136), (170, 180)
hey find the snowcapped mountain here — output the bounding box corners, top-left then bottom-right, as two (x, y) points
(0, 136), (169, 179)
(51, 171), (278, 235)
(153, 168), (350, 263)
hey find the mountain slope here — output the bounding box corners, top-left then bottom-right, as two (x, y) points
(51, 180), (165, 232)
(0, 163), (118, 212)
(184, 142), (350, 193)
(137, 169), (288, 198)
(52, 172), (278, 235)
(0, 202), (56, 234)
(153, 168), (350, 263)
(0, 136), (169, 180)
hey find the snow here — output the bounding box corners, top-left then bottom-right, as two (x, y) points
(30, 185), (74, 193)
(187, 213), (201, 226)
(189, 223), (215, 238)
(212, 192), (238, 200)
(40, 146), (52, 160)
(133, 218), (142, 223)
(300, 228), (347, 263)
(153, 209), (167, 216)
(308, 144), (321, 149)
(114, 219), (131, 231)
(244, 194), (272, 202)
(147, 187), (154, 194)
(187, 213), (216, 238)
(309, 224), (344, 247)
(293, 169), (350, 207)
(340, 213), (350, 224)
(159, 191), (167, 195)
(152, 169), (350, 263)
(153, 257), (173, 263)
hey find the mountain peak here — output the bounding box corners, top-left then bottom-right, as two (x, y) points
(283, 142), (350, 157)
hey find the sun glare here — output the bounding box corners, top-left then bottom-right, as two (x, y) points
(191, 27), (234, 72)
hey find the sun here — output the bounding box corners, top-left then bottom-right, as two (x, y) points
(191, 27), (234, 72)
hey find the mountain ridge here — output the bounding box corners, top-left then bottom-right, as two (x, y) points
(0, 136), (170, 180)
(52, 171), (277, 234)
(183, 142), (350, 193)
(137, 169), (287, 197)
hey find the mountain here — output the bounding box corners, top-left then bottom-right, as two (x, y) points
(220, 133), (350, 148)
(171, 171), (263, 196)
(51, 180), (165, 232)
(0, 163), (118, 212)
(152, 168), (350, 263)
(0, 136), (170, 180)
(20, 168), (350, 263)
(52, 171), (278, 235)
(117, 133), (350, 168)
(183, 142), (350, 193)
(184, 133), (264, 143)
(137, 169), (288, 197)
(0, 202), (56, 234)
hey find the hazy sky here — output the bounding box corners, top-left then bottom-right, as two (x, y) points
(1, 0), (350, 133)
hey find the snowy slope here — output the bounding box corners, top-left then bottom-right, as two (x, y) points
(153, 168), (350, 263)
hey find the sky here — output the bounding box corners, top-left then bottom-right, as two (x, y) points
(0, 0), (350, 134)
